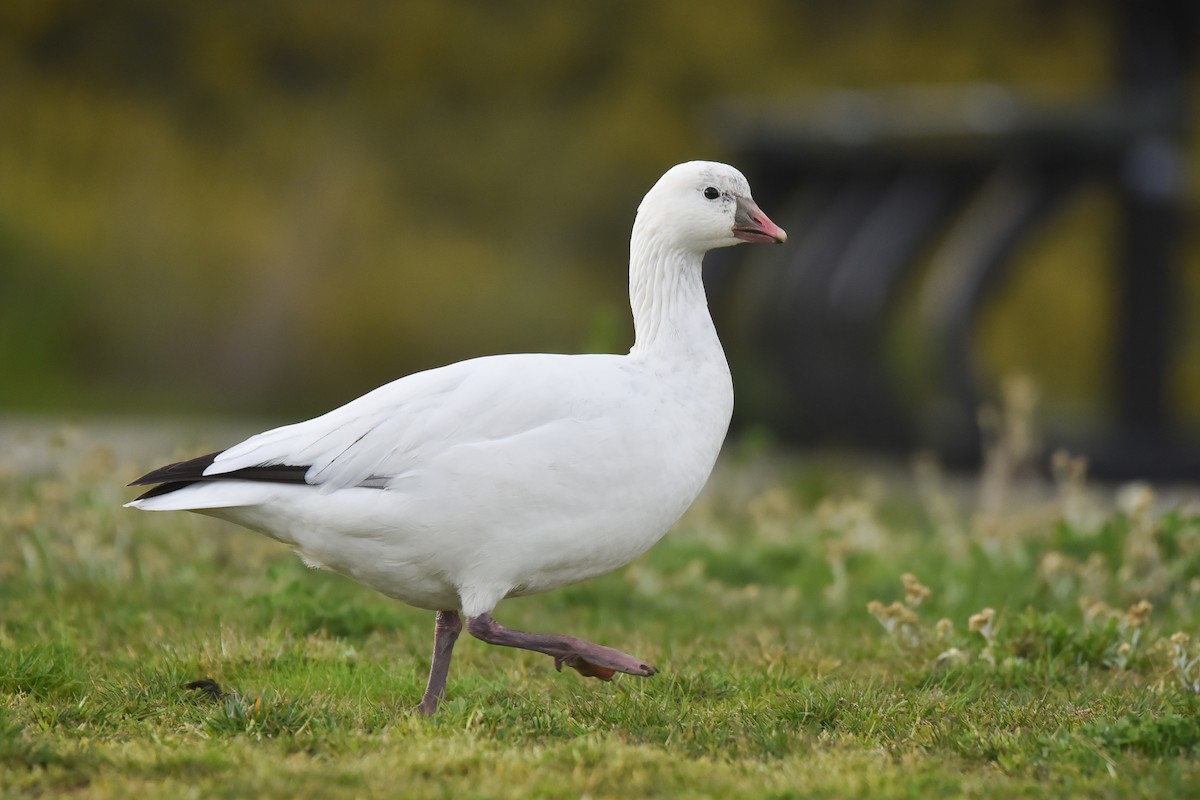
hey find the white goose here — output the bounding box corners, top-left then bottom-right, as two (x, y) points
(127, 161), (786, 714)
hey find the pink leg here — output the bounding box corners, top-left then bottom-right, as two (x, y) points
(466, 612), (657, 680)
(416, 610), (461, 715)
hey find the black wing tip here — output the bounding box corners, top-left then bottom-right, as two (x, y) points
(130, 481), (196, 501)
(128, 451), (222, 487)
(127, 451), (314, 500)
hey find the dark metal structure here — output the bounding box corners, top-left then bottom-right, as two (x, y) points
(707, 1), (1199, 478)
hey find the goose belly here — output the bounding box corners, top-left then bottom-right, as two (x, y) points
(200, 487), (464, 611)
(199, 423), (719, 612)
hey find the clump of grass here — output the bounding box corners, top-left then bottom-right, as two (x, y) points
(867, 568), (1177, 679)
(0, 708), (61, 771)
(203, 690), (338, 742)
(1168, 632), (1200, 694)
(0, 642), (88, 701)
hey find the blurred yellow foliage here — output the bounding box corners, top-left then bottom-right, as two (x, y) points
(2, 1), (1195, 426)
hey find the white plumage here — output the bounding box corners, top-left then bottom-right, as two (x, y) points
(127, 160), (786, 713)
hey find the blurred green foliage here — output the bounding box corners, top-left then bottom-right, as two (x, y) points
(0, 0), (1195, 423)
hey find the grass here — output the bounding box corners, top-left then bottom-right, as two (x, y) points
(2, 419), (1199, 798)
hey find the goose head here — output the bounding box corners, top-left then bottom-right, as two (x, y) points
(635, 161), (787, 254)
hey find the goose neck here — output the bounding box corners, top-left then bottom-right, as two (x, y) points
(627, 226), (720, 360)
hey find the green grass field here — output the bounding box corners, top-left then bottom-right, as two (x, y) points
(2, 421), (1199, 798)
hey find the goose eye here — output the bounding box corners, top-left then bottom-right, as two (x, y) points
(703, 186), (720, 200)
